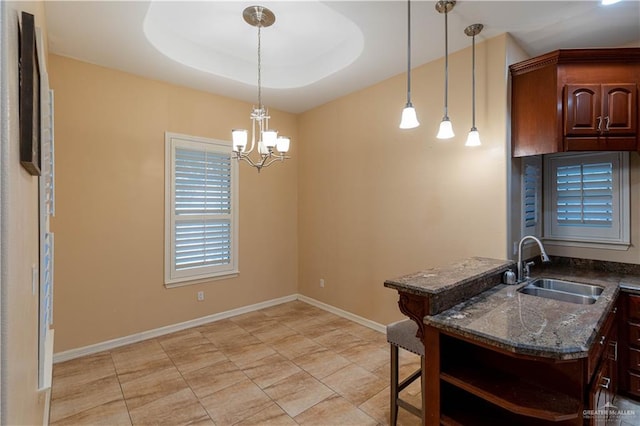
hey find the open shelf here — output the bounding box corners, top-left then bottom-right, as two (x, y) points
(441, 365), (581, 422)
(440, 382), (580, 426)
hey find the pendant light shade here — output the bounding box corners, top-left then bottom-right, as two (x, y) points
(400, 106), (419, 129)
(464, 23), (483, 147)
(437, 119), (454, 139)
(436, 1), (455, 140)
(399, 0), (419, 129)
(465, 129), (481, 147)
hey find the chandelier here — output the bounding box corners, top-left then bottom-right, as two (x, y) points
(232, 6), (291, 172)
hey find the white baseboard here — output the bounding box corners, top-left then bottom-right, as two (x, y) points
(296, 294), (385, 334)
(53, 294), (297, 363)
(53, 293), (384, 363)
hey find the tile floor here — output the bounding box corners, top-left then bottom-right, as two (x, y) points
(49, 300), (640, 425)
(49, 301), (423, 425)
(610, 395), (640, 426)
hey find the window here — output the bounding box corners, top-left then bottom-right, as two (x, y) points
(165, 133), (238, 286)
(521, 156), (542, 238)
(543, 152), (629, 249)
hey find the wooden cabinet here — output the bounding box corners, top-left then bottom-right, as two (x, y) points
(620, 291), (640, 399)
(589, 303), (618, 425)
(510, 48), (640, 157)
(564, 84), (638, 151)
(438, 333), (584, 425)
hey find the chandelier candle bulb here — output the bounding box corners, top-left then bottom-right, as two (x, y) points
(232, 129), (248, 152)
(262, 130), (278, 148)
(258, 141), (269, 155)
(276, 137), (290, 153)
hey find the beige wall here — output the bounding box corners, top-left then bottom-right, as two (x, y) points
(48, 55), (298, 352)
(297, 35), (511, 325)
(1, 1), (50, 424)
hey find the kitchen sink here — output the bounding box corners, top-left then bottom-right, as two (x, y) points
(518, 278), (604, 305)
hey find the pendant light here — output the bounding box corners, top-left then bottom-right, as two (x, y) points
(464, 23), (483, 147)
(435, 1), (455, 139)
(399, 0), (419, 129)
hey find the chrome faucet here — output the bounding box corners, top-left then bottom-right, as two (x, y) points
(517, 236), (550, 282)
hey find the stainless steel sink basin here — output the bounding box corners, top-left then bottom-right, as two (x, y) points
(518, 278), (604, 305)
(527, 278), (604, 296)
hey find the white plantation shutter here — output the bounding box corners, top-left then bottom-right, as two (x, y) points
(544, 152), (629, 247)
(555, 162), (613, 226)
(174, 148), (232, 270)
(521, 156), (541, 236)
(175, 220), (232, 270)
(165, 134), (238, 284)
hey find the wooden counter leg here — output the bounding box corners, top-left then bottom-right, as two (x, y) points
(423, 325), (440, 426)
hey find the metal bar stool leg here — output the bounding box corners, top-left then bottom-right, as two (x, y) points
(390, 344), (399, 426)
(387, 319), (424, 425)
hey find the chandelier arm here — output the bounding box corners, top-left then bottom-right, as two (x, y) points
(245, 115), (257, 154)
(235, 151), (288, 171)
(259, 156), (288, 169)
(237, 153), (261, 168)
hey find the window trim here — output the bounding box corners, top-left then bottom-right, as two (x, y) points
(543, 151), (630, 250)
(164, 132), (238, 287)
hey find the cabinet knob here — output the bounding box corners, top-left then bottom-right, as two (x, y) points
(600, 376), (611, 389)
(597, 116), (603, 132)
(604, 116), (610, 132)
(599, 335), (606, 345)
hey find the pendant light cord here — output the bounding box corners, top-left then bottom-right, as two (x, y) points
(471, 33), (476, 129)
(406, 0), (412, 105)
(443, 7), (449, 118)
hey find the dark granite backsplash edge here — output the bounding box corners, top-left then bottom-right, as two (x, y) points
(542, 256), (640, 276)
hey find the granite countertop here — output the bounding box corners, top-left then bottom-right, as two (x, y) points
(384, 257), (513, 297)
(425, 266), (624, 360)
(384, 257), (515, 316)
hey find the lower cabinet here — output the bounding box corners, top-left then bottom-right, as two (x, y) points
(435, 301), (619, 426)
(619, 291), (640, 399)
(589, 304), (618, 425)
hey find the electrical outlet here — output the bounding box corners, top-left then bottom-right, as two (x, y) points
(320, 278), (325, 288)
(197, 291), (204, 301)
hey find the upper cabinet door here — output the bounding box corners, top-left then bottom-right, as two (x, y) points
(564, 84), (601, 136)
(602, 84), (637, 135)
